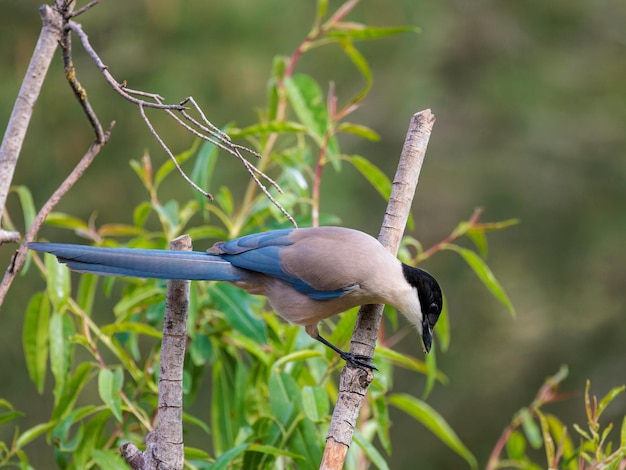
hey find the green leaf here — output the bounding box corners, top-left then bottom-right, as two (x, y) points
(76, 273), (97, 316)
(113, 285), (165, 318)
(372, 394), (392, 454)
(284, 74), (328, 142)
(211, 353), (244, 454)
(91, 449), (126, 469)
(389, 393), (477, 469)
(337, 38), (372, 103)
(98, 368), (124, 422)
(73, 410), (110, 469)
(301, 386), (329, 423)
(210, 283), (266, 344)
(327, 25), (420, 41)
(133, 201), (152, 228)
(273, 349), (324, 370)
(436, 295), (451, 352)
(597, 384), (625, 419)
(337, 122), (380, 141)
(0, 410), (23, 426)
(210, 443), (249, 470)
(375, 346), (448, 384)
(23, 292), (50, 393)
(101, 322), (162, 339)
(16, 422), (55, 449)
(353, 429), (390, 470)
(49, 312), (73, 395)
(44, 212), (89, 231)
(423, 343), (437, 399)
(443, 244), (516, 317)
(506, 430), (527, 460)
(45, 253), (71, 311)
(520, 408), (542, 449)
(11, 185), (36, 232)
(51, 362), (93, 421)
(347, 155), (392, 199)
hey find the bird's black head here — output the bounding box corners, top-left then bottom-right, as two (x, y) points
(402, 264), (443, 353)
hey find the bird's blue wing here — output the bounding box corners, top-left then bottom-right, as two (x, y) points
(215, 229), (355, 300)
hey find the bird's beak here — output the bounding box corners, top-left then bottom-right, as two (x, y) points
(422, 319), (433, 353)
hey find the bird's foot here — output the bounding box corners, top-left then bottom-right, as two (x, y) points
(315, 334), (377, 371)
(340, 352), (377, 371)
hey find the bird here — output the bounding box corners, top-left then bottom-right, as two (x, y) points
(29, 226), (443, 369)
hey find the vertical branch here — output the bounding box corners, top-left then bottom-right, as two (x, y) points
(0, 5), (63, 244)
(121, 235), (190, 470)
(321, 110), (436, 469)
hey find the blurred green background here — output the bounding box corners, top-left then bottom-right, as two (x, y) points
(1, 0), (625, 468)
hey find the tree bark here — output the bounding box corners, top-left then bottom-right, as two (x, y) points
(121, 235), (191, 470)
(321, 109), (436, 469)
(0, 5), (63, 244)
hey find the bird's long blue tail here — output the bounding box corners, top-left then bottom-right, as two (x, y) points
(29, 242), (244, 281)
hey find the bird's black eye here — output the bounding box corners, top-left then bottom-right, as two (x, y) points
(429, 302), (439, 314)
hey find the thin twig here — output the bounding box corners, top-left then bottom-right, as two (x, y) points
(0, 123), (114, 306)
(66, 19), (294, 221)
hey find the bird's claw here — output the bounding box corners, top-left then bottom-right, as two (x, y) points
(340, 352), (377, 371)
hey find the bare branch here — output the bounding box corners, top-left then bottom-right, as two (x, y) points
(321, 109), (436, 469)
(0, 123), (114, 307)
(0, 5), (63, 244)
(121, 235), (191, 470)
(66, 19), (294, 220)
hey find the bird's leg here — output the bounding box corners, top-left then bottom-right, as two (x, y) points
(315, 334), (377, 371)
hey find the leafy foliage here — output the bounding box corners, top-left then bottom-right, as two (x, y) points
(487, 366), (626, 470)
(1, 1), (534, 469)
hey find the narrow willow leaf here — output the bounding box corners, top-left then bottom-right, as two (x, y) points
(44, 212), (89, 231)
(133, 201), (152, 228)
(506, 430), (527, 460)
(436, 295), (451, 352)
(301, 386), (329, 423)
(537, 410), (555, 464)
(101, 322), (162, 338)
(97, 224), (143, 237)
(76, 273), (97, 316)
(348, 155), (392, 199)
(98, 368), (124, 422)
(373, 394), (392, 454)
(211, 443), (250, 470)
(45, 253), (70, 311)
(337, 122), (380, 141)
(49, 312), (68, 393)
(211, 355), (238, 453)
(597, 385), (625, 419)
(23, 292), (50, 393)
(520, 408), (543, 449)
(423, 343), (437, 400)
(353, 429), (390, 470)
(389, 393), (477, 469)
(91, 449), (126, 469)
(284, 74), (327, 142)
(443, 244), (516, 316)
(73, 410), (110, 469)
(51, 363), (93, 421)
(11, 185), (36, 232)
(0, 411), (23, 426)
(16, 422), (54, 449)
(211, 283), (266, 344)
(337, 39), (372, 103)
(327, 25), (420, 41)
